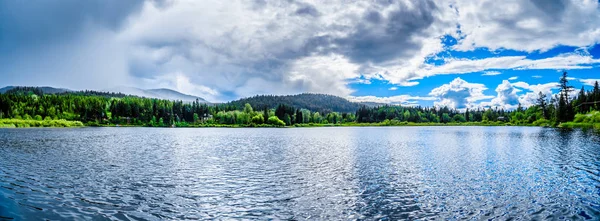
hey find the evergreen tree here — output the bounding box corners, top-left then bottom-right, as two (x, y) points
(594, 81), (600, 110)
(554, 71), (575, 122)
(295, 109), (303, 124)
(283, 113), (291, 126)
(577, 86), (587, 113)
(537, 92), (548, 119)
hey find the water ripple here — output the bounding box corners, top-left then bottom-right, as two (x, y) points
(0, 127), (599, 220)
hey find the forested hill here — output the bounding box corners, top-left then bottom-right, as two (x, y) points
(0, 86), (208, 103)
(0, 86), (71, 94)
(228, 93), (366, 113)
(1, 86), (130, 98)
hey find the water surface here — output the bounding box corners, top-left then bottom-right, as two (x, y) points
(1, 127), (599, 220)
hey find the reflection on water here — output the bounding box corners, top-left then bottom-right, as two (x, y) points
(0, 127), (599, 220)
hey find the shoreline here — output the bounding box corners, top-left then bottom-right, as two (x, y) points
(1, 118), (595, 130)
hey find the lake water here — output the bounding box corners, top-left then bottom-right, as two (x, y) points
(0, 127), (599, 220)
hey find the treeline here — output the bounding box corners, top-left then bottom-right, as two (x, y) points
(0, 90), (354, 127)
(228, 93), (363, 113)
(356, 105), (510, 124)
(0, 71), (598, 127)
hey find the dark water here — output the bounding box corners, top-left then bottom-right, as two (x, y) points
(0, 127), (599, 220)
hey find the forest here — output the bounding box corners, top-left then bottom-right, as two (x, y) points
(0, 72), (599, 128)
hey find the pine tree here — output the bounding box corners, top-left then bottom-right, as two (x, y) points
(559, 71), (574, 103)
(577, 86), (587, 113)
(537, 92), (548, 119)
(594, 81), (600, 110)
(295, 109), (303, 124)
(557, 71), (574, 121)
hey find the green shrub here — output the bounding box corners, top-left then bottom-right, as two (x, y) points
(0, 119), (84, 128)
(267, 116), (286, 127)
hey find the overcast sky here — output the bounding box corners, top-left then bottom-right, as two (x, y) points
(1, 0), (600, 108)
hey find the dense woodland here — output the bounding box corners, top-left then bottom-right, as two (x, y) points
(1, 72), (599, 127)
(228, 93), (363, 113)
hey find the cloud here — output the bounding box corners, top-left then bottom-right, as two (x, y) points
(452, 0), (600, 52)
(580, 78), (600, 86)
(347, 95), (436, 105)
(389, 87), (398, 91)
(1, 0), (600, 103)
(489, 80), (520, 109)
(0, 0), (147, 90)
(508, 76), (518, 80)
(474, 81), (559, 109)
(115, 0), (456, 99)
(373, 52), (600, 86)
(416, 53), (600, 79)
(429, 77), (493, 109)
(532, 75), (543, 78)
(141, 72), (221, 102)
(511, 81), (560, 107)
(482, 71), (501, 76)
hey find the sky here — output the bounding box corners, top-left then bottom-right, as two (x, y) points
(1, 0), (600, 109)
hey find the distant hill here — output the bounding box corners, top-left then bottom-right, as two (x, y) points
(0, 86), (71, 94)
(228, 93), (370, 113)
(104, 86), (208, 103)
(147, 88), (207, 103)
(0, 85), (208, 103)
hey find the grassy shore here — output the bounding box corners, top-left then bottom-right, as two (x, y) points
(85, 121), (542, 128)
(0, 117), (593, 129)
(558, 111), (600, 130)
(0, 119), (84, 128)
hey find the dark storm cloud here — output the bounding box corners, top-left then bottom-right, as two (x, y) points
(295, 0), (438, 64)
(0, 0), (153, 89)
(0, 0), (145, 50)
(531, 0), (568, 16)
(364, 11), (383, 23)
(295, 4), (320, 17)
(0, 0), (444, 98)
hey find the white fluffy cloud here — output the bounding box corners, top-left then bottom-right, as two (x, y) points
(429, 77), (493, 109)
(580, 78), (600, 86)
(348, 95), (436, 106)
(489, 80), (520, 109)
(482, 71), (501, 76)
(410, 53), (600, 81)
(452, 0), (600, 52)
(511, 81), (559, 107)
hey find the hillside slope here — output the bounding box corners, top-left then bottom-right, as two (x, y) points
(228, 93), (365, 113)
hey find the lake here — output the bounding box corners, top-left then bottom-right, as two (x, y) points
(0, 127), (599, 220)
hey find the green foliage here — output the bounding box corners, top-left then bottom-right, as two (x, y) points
(0, 119), (83, 127)
(442, 113), (451, 123)
(193, 113), (199, 123)
(283, 114), (291, 126)
(228, 93), (362, 113)
(244, 103), (253, 114)
(452, 114), (466, 123)
(251, 114), (264, 124)
(267, 116), (286, 126)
